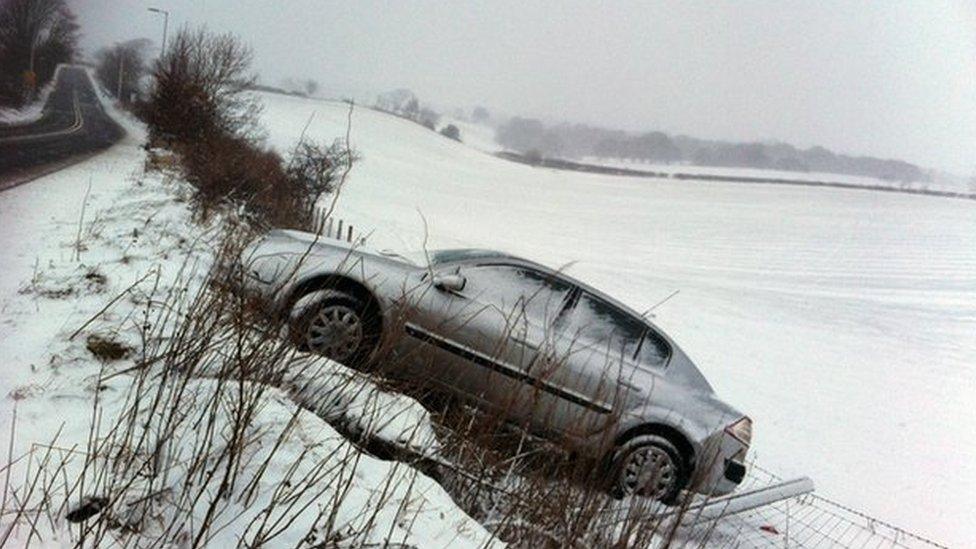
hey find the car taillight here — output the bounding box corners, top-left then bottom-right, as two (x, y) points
(725, 417), (752, 446)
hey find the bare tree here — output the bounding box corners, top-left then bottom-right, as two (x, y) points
(402, 97), (419, 118)
(375, 88), (417, 113)
(94, 39), (151, 104)
(472, 106), (490, 123)
(417, 107), (439, 130)
(144, 26), (260, 141)
(0, 0), (78, 106)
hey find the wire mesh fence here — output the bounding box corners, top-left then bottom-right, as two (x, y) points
(695, 462), (949, 549)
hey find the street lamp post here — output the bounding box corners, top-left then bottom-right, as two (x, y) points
(117, 53), (125, 100)
(147, 7), (169, 55)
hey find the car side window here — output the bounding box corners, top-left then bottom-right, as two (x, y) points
(561, 292), (670, 367)
(461, 265), (572, 326)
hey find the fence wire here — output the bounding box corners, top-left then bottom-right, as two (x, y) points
(683, 462), (950, 549)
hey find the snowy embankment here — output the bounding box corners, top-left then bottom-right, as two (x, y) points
(258, 92), (976, 547)
(0, 97), (496, 546)
(0, 65), (64, 126)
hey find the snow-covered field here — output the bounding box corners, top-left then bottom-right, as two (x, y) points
(260, 93), (976, 547)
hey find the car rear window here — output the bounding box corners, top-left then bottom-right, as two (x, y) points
(562, 292), (670, 367)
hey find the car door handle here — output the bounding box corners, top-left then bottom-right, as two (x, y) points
(509, 334), (540, 350)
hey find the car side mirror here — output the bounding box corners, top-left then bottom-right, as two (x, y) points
(432, 273), (466, 293)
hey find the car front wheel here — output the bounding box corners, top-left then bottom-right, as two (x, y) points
(290, 290), (377, 366)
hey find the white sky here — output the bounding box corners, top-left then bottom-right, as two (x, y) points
(75, 0), (975, 173)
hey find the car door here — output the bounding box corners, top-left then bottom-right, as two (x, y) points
(523, 290), (671, 438)
(401, 262), (574, 410)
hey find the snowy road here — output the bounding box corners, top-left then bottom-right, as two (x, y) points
(0, 67), (123, 191)
(258, 94), (976, 547)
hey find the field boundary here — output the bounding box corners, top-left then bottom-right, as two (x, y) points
(496, 151), (976, 202)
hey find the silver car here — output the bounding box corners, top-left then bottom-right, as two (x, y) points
(239, 229), (751, 502)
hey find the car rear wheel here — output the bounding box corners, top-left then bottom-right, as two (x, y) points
(609, 434), (687, 503)
(290, 290), (378, 366)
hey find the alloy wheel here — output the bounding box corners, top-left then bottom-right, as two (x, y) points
(619, 445), (679, 500)
(305, 304), (364, 362)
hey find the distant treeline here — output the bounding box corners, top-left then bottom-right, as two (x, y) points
(496, 117), (927, 183)
(498, 151), (975, 202)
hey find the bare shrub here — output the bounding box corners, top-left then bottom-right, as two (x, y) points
(168, 132), (357, 231)
(176, 133), (307, 229)
(285, 138), (357, 218)
(141, 26), (357, 232)
(142, 26), (260, 143)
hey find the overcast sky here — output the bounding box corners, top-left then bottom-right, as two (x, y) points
(75, 1), (975, 173)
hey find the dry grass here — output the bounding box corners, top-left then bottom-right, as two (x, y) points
(2, 226), (731, 547)
(3, 230), (465, 546)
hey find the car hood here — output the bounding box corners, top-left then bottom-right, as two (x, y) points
(245, 229), (420, 266)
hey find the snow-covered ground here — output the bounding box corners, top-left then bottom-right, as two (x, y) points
(0, 93), (496, 547)
(2, 81), (970, 545)
(259, 93), (976, 547)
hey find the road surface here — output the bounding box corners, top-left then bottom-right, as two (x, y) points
(0, 66), (124, 191)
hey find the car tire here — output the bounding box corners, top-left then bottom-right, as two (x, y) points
(608, 434), (688, 504)
(289, 289), (379, 367)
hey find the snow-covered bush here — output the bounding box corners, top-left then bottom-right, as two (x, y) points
(440, 124), (461, 142)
